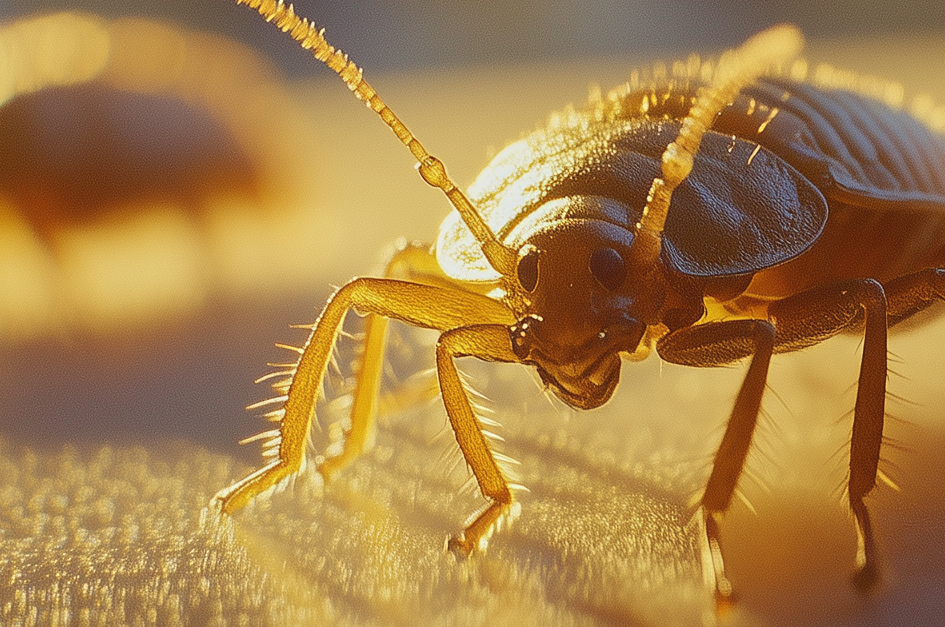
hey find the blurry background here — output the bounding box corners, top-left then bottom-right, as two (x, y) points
(0, 1), (944, 625)
(5, 0), (945, 75)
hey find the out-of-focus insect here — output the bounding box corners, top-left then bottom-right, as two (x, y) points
(216, 0), (945, 606)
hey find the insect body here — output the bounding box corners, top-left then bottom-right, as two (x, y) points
(218, 0), (945, 606)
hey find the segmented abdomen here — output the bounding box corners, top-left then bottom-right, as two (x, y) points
(725, 77), (945, 295)
(734, 77), (945, 203)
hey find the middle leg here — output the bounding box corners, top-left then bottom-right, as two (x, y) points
(657, 317), (776, 606)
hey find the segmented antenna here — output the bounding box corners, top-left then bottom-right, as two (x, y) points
(233, 0), (517, 277)
(636, 24), (804, 236)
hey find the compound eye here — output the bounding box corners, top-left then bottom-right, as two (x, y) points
(589, 247), (626, 291)
(517, 247), (540, 292)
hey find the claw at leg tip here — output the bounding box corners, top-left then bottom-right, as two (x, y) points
(714, 584), (737, 620)
(447, 534), (472, 558)
(851, 562), (880, 593)
(208, 494), (226, 515)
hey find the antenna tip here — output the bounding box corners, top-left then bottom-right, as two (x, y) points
(740, 24), (804, 68)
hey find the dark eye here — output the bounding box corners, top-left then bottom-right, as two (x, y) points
(517, 248), (540, 292)
(589, 247), (626, 291)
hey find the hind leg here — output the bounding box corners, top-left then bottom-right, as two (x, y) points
(659, 278), (890, 606)
(757, 268), (945, 590)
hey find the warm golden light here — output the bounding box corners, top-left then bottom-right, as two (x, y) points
(0, 12), (110, 106)
(0, 12), (326, 342)
(0, 195), (57, 338)
(1, 8), (944, 627)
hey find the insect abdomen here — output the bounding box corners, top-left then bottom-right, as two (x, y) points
(719, 78), (945, 297)
(737, 77), (945, 201)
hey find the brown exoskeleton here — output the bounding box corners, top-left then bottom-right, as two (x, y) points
(216, 0), (945, 606)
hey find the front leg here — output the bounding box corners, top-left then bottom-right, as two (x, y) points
(213, 277), (514, 513)
(435, 324), (522, 555)
(320, 242), (500, 481)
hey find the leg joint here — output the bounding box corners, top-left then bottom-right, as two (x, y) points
(850, 278), (886, 312)
(657, 318), (775, 367)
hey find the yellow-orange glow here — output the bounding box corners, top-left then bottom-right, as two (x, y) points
(0, 12), (110, 106)
(0, 12), (327, 342)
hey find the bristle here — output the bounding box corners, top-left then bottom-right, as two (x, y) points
(246, 395), (288, 410)
(481, 430), (505, 443)
(493, 452), (521, 482)
(885, 390), (920, 407)
(274, 343), (304, 355)
(239, 429), (281, 445)
(254, 369), (295, 384)
(733, 489), (757, 515)
(738, 465), (770, 495)
(327, 348), (343, 380)
(263, 409), (286, 422)
(266, 362), (297, 369)
(476, 415), (501, 428)
(876, 469), (901, 492)
(440, 444), (467, 479)
(262, 438), (283, 458)
(491, 452), (519, 466)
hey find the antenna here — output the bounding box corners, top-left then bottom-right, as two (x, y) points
(233, 0), (517, 277)
(636, 24), (804, 236)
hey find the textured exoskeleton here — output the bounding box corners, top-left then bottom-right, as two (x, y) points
(218, 0), (945, 606)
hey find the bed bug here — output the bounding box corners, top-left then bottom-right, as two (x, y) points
(215, 0), (945, 607)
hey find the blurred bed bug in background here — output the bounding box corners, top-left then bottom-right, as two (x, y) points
(216, 0), (945, 608)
